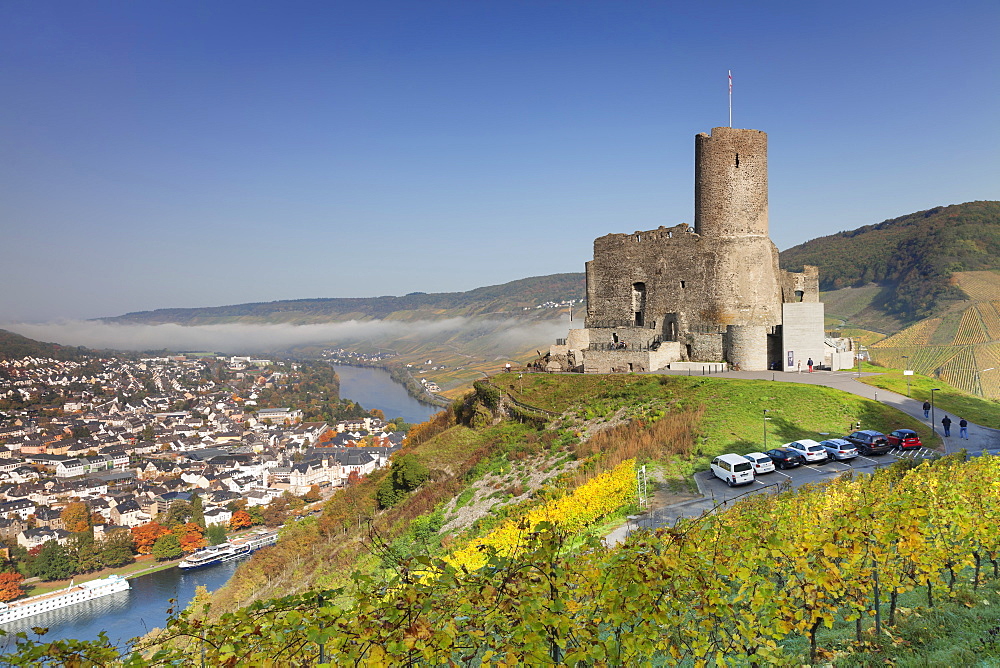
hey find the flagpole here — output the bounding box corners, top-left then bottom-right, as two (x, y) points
(728, 70), (732, 128)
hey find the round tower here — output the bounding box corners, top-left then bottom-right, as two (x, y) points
(694, 127), (768, 238)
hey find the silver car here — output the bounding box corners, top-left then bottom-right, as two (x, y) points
(820, 438), (858, 461)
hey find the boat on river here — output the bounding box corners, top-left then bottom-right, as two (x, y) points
(0, 574), (130, 625)
(179, 530), (279, 570)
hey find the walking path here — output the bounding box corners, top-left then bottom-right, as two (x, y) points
(605, 368), (1000, 546)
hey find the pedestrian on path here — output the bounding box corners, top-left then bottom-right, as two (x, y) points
(942, 415), (952, 437)
(807, 357), (814, 372)
(960, 417), (969, 439)
(922, 401), (931, 419)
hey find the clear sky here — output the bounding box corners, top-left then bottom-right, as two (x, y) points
(3, 0), (998, 323)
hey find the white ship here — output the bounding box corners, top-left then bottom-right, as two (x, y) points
(179, 530), (279, 570)
(0, 574), (130, 625)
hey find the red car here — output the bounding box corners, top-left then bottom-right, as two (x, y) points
(887, 429), (922, 449)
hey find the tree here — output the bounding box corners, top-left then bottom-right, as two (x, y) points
(160, 500), (193, 528)
(247, 506), (265, 526)
(61, 502), (91, 533)
(131, 522), (171, 555)
(30, 541), (76, 581)
(375, 454), (431, 509)
(302, 484), (322, 503)
(151, 533), (182, 561)
(0, 572), (24, 602)
(99, 530), (135, 568)
(175, 522), (206, 553)
(206, 523), (227, 546)
(190, 493), (205, 530)
(229, 510), (252, 531)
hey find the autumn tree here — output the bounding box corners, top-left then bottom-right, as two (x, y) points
(131, 522), (171, 555)
(174, 522), (206, 553)
(0, 572), (24, 602)
(190, 493), (205, 529)
(302, 484), (322, 503)
(229, 510), (252, 531)
(61, 502), (91, 533)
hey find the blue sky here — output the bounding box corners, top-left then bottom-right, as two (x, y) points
(3, 0), (998, 322)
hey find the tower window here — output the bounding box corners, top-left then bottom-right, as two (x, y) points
(735, 153), (740, 168)
(795, 290), (804, 302)
(680, 280), (686, 289)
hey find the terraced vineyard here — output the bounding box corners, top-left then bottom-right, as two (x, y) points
(871, 271), (1000, 398)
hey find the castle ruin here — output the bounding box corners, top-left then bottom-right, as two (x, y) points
(549, 126), (836, 373)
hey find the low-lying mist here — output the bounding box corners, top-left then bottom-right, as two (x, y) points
(2, 317), (571, 355)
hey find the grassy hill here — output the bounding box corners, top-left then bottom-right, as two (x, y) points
(9, 372), (1000, 665)
(104, 273), (586, 325)
(0, 328), (92, 361)
(781, 200), (1000, 325)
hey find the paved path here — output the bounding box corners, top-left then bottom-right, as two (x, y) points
(605, 368), (1000, 546)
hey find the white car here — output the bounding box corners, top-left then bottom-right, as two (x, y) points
(710, 453), (755, 487)
(743, 452), (775, 474)
(784, 439), (828, 463)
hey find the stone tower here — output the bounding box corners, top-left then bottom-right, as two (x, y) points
(550, 125), (826, 374)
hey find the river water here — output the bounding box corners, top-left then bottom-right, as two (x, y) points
(0, 560), (241, 652)
(331, 363), (442, 424)
(0, 364), (444, 652)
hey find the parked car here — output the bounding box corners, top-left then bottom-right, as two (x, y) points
(764, 447), (806, 469)
(820, 438), (858, 461)
(886, 429), (922, 449)
(845, 430), (892, 455)
(784, 439), (829, 463)
(710, 453), (755, 487)
(743, 452), (775, 474)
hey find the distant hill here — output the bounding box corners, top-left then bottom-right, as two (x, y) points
(0, 329), (92, 361)
(104, 273), (586, 325)
(780, 201), (1000, 324)
(867, 270), (1000, 399)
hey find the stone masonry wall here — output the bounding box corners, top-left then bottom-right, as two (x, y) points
(695, 127), (769, 239)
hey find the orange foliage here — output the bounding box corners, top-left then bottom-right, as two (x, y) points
(229, 510), (252, 531)
(131, 522), (171, 555)
(176, 522), (206, 553)
(0, 572), (24, 602)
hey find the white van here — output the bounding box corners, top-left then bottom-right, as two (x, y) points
(710, 453), (755, 487)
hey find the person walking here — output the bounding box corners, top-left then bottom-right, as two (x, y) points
(807, 357), (814, 372)
(959, 417), (969, 439)
(922, 401), (931, 419)
(941, 415), (952, 437)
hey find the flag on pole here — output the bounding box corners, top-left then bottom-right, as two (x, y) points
(728, 70), (733, 127)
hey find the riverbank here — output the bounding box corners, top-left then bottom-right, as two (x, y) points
(22, 554), (182, 598)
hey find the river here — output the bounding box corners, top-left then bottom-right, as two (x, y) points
(0, 560), (241, 652)
(0, 364), (444, 652)
(331, 363), (443, 424)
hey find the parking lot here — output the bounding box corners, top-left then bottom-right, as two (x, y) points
(697, 448), (928, 505)
(613, 446), (943, 541)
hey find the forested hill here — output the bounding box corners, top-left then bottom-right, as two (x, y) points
(104, 273), (587, 325)
(0, 329), (92, 361)
(779, 201), (1000, 322)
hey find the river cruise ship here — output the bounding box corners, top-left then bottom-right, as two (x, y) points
(0, 574), (130, 625)
(179, 530), (279, 570)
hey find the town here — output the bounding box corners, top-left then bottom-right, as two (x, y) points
(0, 353), (406, 588)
